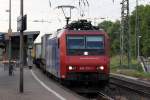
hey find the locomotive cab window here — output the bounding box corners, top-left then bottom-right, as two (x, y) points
(67, 35), (105, 55)
(86, 36), (104, 49)
(67, 36), (85, 49)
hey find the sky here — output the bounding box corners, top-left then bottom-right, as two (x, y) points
(0, 0), (149, 42)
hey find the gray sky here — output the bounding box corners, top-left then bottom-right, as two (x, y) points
(0, 0), (149, 34)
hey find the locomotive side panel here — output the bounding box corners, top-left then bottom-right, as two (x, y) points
(46, 38), (60, 78)
(59, 32), (67, 79)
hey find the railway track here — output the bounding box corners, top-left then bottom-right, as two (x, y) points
(68, 86), (113, 100)
(110, 73), (150, 97)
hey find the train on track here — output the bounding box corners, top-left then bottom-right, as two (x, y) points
(33, 20), (110, 85)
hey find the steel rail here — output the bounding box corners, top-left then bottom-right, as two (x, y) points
(97, 91), (114, 100)
(110, 73), (150, 97)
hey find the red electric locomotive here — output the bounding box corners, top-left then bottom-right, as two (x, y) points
(44, 20), (110, 85)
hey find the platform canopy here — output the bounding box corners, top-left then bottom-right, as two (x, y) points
(2, 31), (40, 63)
(10, 31), (40, 37)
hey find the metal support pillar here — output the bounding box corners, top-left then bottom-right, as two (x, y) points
(8, 0), (12, 76)
(19, 0), (24, 93)
(120, 0), (131, 67)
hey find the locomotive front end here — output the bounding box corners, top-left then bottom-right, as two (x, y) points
(60, 30), (110, 84)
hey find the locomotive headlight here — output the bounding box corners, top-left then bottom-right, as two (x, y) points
(97, 66), (104, 71)
(68, 66), (76, 70)
(68, 66), (73, 70)
(100, 66), (104, 70)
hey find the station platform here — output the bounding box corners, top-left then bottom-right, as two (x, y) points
(0, 64), (85, 100)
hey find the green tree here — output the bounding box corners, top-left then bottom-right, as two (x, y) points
(130, 5), (150, 57)
(98, 20), (121, 56)
(98, 21), (113, 33)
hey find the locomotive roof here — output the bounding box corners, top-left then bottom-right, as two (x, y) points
(49, 29), (105, 39)
(65, 20), (100, 30)
(48, 20), (107, 39)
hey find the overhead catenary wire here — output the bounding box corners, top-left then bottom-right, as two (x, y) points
(78, 0), (90, 17)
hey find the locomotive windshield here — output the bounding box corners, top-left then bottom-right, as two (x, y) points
(67, 35), (104, 55)
(86, 36), (104, 49)
(67, 36), (85, 49)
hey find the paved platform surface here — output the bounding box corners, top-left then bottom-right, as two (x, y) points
(0, 64), (85, 100)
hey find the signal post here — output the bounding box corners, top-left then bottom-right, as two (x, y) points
(17, 0), (27, 93)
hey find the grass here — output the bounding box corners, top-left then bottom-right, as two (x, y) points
(110, 55), (150, 80)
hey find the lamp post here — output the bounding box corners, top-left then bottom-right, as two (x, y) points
(137, 35), (141, 59)
(8, 0), (12, 76)
(19, 0), (24, 93)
